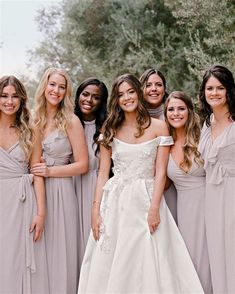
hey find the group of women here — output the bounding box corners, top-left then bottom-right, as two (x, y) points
(0, 64), (234, 294)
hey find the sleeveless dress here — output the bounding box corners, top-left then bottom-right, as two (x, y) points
(78, 137), (204, 294)
(74, 120), (99, 273)
(43, 130), (79, 294)
(0, 142), (49, 294)
(199, 121), (235, 294)
(167, 155), (212, 294)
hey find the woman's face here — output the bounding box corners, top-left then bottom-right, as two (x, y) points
(0, 85), (21, 116)
(166, 98), (189, 130)
(143, 73), (165, 108)
(78, 84), (102, 121)
(204, 76), (227, 110)
(45, 73), (67, 107)
(118, 81), (138, 113)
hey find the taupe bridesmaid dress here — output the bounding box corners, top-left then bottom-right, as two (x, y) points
(74, 120), (99, 274)
(0, 142), (49, 294)
(167, 154), (212, 294)
(43, 130), (78, 294)
(199, 121), (235, 294)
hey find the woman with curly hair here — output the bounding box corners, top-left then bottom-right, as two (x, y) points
(30, 68), (88, 294)
(165, 91), (212, 294)
(78, 74), (203, 293)
(0, 76), (49, 293)
(74, 77), (108, 273)
(199, 65), (235, 294)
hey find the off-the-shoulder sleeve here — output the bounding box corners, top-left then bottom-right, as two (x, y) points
(159, 136), (174, 146)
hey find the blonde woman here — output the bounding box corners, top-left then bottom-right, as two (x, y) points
(31, 68), (88, 294)
(0, 76), (49, 293)
(165, 91), (212, 294)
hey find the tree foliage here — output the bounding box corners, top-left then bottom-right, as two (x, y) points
(28, 0), (235, 98)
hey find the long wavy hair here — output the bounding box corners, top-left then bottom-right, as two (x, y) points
(0, 75), (33, 159)
(101, 74), (151, 148)
(199, 64), (235, 126)
(165, 91), (203, 173)
(139, 68), (168, 103)
(34, 67), (74, 133)
(74, 77), (108, 155)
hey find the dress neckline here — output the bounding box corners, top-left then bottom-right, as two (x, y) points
(113, 137), (158, 145)
(84, 119), (96, 126)
(0, 141), (19, 152)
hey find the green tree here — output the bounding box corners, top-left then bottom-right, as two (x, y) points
(165, 0), (235, 82)
(29, 0), (192, 93)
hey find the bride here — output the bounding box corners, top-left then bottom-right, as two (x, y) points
(78, 74), (204, 294)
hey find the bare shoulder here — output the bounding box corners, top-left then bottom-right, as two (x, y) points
(68, 114), (83, 129)
(150, 118), (169, 136)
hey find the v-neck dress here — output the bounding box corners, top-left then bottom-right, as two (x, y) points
(167, 154), (212, 294)
(199, 121), (235, 294)
(0, 142), (49, 294)
(43, 129), (79, 294)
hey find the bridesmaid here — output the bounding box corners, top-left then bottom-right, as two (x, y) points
(74, 77), (108, 273)
(199, 64), (235, 294)
(165, 91), (212, 294)
(0, 76), (49, 293)
(140, 68), (178, 223)
(31, 68), (88, 294)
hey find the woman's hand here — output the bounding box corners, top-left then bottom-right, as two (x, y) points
(147, 207), (160, 234)
(30, 215), (45, 242)
(30, 162), (50, 178)
(91, 206), (102, 241)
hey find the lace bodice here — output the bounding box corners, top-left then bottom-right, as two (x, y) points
(110, 136), (173, 181)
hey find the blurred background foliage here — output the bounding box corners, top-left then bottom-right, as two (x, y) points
(25, 0), (235, 101)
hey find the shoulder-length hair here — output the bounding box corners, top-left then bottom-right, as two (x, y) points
(34, 67), (74, 133)
(101, 74), (150, 148)
(74, 77), (108, 155)
(164, 91), (203, 173)
(199, 64), (235, 126)
(139, 68), (168, 103)
(0, 75), (33, 159)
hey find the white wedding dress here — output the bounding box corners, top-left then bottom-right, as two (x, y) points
(78, 137), (204, 294)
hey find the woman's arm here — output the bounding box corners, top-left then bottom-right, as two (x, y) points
(29, 126), (46, 242)
(31, 114), (89, 177)
(92, 144), (112, 241)
(148, 120), (170, 233)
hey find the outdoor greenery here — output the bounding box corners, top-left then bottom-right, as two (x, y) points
(27, 0), (235, 100)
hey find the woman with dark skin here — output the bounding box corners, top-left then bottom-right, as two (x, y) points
(74, 77), (108, 273)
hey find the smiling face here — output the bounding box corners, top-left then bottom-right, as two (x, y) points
(44, 73), (67, 108)
(0, 85), (21, 117)
(205, 76), (227, 110)
(143, 73), (165, 108)
(166, 98), (189, 130)
(78, 84), (102, 121)
(117, 81), (139, 113)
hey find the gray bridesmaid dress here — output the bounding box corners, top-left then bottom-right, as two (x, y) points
(167, 154), (212, 294)
(74, 120), (99, 273)
(199, 121), (235, 294)
(43, 130), (78, 294)
(0, 142), (49, 294)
